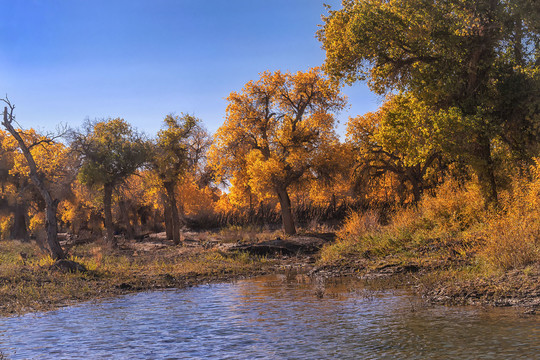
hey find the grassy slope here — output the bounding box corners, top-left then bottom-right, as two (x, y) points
(316, 180), (540, 311)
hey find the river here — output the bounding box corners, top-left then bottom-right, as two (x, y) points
(0, 274), (538, 359)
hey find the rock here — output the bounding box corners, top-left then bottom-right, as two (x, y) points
(49, 259), (87, 273)
(230, 234), (333, 257)
(231, 239), (302, 256)
(117, 283), (132, 290)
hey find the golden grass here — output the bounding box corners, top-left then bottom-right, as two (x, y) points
(478, 169), (540, 270)
(320, 174), (540, 273)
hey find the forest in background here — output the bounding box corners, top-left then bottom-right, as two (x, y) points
(1, 0), (539, 272)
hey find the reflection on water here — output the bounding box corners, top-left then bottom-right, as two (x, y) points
(0, 275), (538, 359)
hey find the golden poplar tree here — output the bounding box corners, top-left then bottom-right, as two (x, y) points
(210, 68), (346, 234)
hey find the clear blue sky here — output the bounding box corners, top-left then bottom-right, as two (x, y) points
(0, 0), (380, 137)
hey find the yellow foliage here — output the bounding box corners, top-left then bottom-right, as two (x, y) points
(481, 210), (540, 270)
(2, 128), (73, 184)
(28, 213), (45, 234)
(57, 179), (101, 232)
(214, 194), (234, 213)
(177, 178), (217, 217)
(33, 255), (55, 267)
(209, 67), (346, 212)
(0, 215), (12, 240)
(420, 178), (485, 232)
(336, 210), (382, 243)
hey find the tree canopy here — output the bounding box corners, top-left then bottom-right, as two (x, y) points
(347, 93), (454, 203)
(319, 0), (540, 205)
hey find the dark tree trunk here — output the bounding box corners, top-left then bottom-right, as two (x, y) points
(162, 192), (173, 240)
(411, 181), (422, 204)
(103, 182), (115, 245)
(11, 199), (28, 241)
(276, 187), (296, 235)
(152, 207), (162, 233)
(474, 135), (498, 208)
(45, 199), (64, 258)
(2, 105), (64, 259)
(119, 198), (134, 240)
(407, 170), (423, 204)
(164, 182), (181, 245)
(396, 180), (407, 206)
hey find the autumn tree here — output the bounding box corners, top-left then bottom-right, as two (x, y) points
(209, 68), (346, 235)
(74, 118), (149, 245)
(1, 99), (66, 259)
(318, 0), (540, 206)
(347, 93), (454, 204)
(2, 128), (77, 243)
(149, 114), (208, 245)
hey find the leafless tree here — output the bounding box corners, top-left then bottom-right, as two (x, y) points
(1, 97), (65, 259)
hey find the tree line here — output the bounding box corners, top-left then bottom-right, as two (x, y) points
(1, 0), (539, 260)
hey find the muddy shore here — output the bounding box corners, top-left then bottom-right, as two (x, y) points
(311, 260), (540, 314)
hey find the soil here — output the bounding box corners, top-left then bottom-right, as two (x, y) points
(420, 264), (540, 314)
(310, 256), (540, 314)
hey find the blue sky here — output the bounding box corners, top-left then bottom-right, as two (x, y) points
(0, 0), (380, 137)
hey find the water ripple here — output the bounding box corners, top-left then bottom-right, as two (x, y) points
(0, 275), (538, 359)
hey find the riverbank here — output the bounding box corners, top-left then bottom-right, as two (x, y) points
(312, 256), (540, 314)
(1, 228), (539, 317)
(312, 227), (540, 313)
(0, 235), (279, 317)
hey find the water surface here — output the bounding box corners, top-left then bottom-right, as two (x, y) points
(0, 275), (538, 359)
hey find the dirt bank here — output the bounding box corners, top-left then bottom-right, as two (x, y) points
(310, 257), (540, 314)
(1, 231), (539, 316)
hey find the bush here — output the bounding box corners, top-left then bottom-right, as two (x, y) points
(479, 161), (540, 269)
(481, 211), (540, 270)
(336, 210), (381, 242)
(320, 210), (390, 264)
(420, 178), (485, 233)
(0, 216), (12, 240)
(321, 170), (540, 271)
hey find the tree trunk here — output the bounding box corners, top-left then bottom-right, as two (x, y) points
(45, 200), (64, 258)
(162, 192), (173, 240)
(119, 198), (134, 240)
(474, 135), (498, 208)
(396, 180), (407, 206)
(103, 182), (115, 245)
(164, 182), (181, 245)
(407, 169), (423, 204)
(11, 199), (28, 241)
(276, 187), (296, 235)
(152, 207), (162, 233)
(2, 106), (64, 259)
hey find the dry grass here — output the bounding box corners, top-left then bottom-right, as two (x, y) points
(0, 239), (274, 316)
(319, 173), (540, 273)
(320, 210), (401, 264)
(480, 212), (540, 270)
(478, 165), (540, 270)
(215, 225), (281, 243)
(420, 179), (485, 233)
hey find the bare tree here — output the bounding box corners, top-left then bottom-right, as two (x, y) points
(1, 98), (65, 259)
